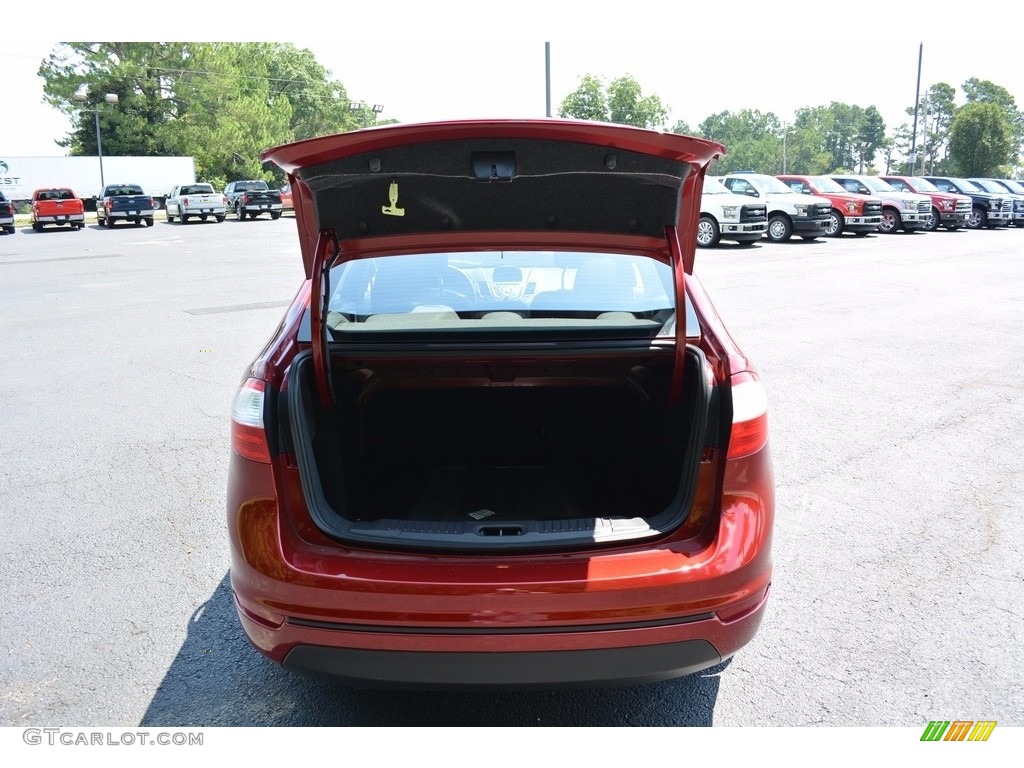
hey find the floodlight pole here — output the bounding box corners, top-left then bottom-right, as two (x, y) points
(77, 92), (118, 193)
(909, 43), (923, 175)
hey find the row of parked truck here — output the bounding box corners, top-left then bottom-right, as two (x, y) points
(0, 179), (290, 234)
(697, 172), (1024, 247)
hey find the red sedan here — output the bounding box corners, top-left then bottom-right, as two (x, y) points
(228, 120), (775, 688)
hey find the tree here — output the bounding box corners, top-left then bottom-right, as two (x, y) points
(669, 119), (694, 136)
(856, 106), (886, 173)
(949, 102), (1014, 177)
(38, 42), (366, 187)
(606, 76), (668, 129)
(789, 102), (884, 172)
(912, 82), (958, 174)
(559, 74), (667, 128)
(697, 110), (782, 174)
(962, 77), (1023, 169)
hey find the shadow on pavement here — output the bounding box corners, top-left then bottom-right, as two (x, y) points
(140, 572), (727, 727)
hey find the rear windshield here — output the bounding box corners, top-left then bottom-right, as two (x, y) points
(234, 181), (269, 191)
(106, 185), (144, 196)
(181, 184), (214, 195)
(325, 250), (690, 339)
(37, 189), (77, 200)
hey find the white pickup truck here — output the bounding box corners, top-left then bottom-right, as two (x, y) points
(698, 177), (768, 247)
(165, 183), (228, 224)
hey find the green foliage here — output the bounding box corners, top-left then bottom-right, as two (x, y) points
(791, 102), (886, 173)
(558, 74), (608, 122)
(696, 110), (782, 174)
(558, 74), (667, 128)
(668, 119), (694, 136)
(38, 42), (369, 186)
(949, 102), (1014, 176)
(911, 82), (958, 174)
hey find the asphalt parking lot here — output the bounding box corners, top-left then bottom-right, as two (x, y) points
(1, 219), (1021, 726)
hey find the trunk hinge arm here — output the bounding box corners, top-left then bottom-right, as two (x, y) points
(666, 224), (687, 406)
(310, 228), (339, 410)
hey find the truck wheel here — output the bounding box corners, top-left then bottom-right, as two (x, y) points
(32, 222), (42, 232)
(236, 205), (246, 221)
(825, 210), (845, 237)
(215, 215), (225, 223)
(924, 207), (940, 232)
(145, 218), (154, 227)
(696, 215), (720, 247)
(767, 214), (792, 243)
(106, 217), (115, 228)
(878, 209), (901, 234)
(181, 214), (189, 224)
(967, 207), (986, 230)
(167, 210), (175, 223)
(271, 212), (281, 220)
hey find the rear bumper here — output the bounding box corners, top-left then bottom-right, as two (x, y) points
(109, 210), (153, 219)
(282, 638), (724, 689)
(183, 206), (227, 216)
(35, 214), (84, 224)
(238, 588), (768, 688)
(0, 215), (14, 226)
(242, 203), (282, 213)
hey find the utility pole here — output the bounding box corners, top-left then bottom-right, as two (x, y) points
(782, 121), (787, 174)
(909, 43), (923, 174)
(545, 42), (552, 118)
(75, 91), (118, 193)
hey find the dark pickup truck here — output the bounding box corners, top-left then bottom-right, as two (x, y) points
(223, 180), (283, 221)
(921, 176), (1011, 230)
(96, 183), (155, 228)
(0, 191), (15, 235)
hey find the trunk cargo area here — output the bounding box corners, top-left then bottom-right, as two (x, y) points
(284, 347), (712, 550)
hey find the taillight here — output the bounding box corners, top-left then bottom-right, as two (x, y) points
(182, 197), (189, 207)
(242, 193), (249, 204)
(727, 372), (769, 459)
(231, 379), (271, 463)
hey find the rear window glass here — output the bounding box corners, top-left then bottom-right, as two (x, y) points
(107, 185), (144, 196)
(182, 184), (214, 195)
(235, 181), (269, 192)
(325, 250), (691, 338)
(37, 189), (77, 200)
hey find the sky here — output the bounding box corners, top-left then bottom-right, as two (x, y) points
(4, 11), (1024, 158)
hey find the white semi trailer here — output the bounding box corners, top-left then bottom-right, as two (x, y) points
(0, 155), (196, 209)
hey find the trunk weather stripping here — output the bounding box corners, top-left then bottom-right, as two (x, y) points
(666, 224), (687, 407)
(310, 228), (339, 410)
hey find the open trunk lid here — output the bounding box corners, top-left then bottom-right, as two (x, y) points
(260, 120), (724, 277)
(258, 121), (727, 553)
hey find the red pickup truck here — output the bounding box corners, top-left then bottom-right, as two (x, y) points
(31, 188), (86, 231)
